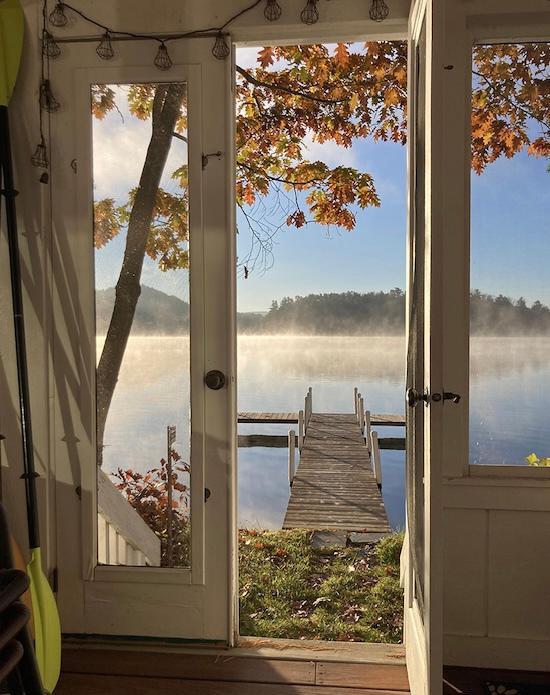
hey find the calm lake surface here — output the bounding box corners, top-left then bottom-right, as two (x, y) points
(100, 336), (550, 531)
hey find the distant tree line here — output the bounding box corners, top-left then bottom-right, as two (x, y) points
(96, 286), (550, 336)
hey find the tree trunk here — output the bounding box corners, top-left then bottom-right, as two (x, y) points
(96, 83), (186, 465)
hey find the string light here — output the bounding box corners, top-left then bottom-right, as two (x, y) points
(96, 32), (114, 60)
(264, 0), (282, 21)
(39, 79), (60, 112)
(369, 0), (389, 22)
(300, 0), (319, 25)
(48, 2), (68, 27)
(212, 32), (230, 60)
(154, 42), (173, 70)
(32, 0), (267, 161)
(42, 30), (61, 58)
(31, 138), (48, 169)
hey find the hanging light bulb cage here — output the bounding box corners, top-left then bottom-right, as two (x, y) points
(96, 32), (114, 60)
(300, 0), (319, 25)
(154, 42), (173, 71)
(48, 2), (68, 27)
(212, 32), (230, 60)
(264, 0), (282, 21)
(40, 79), (60, 112)
(31, 140), (49, 168)
(42, 31), (61, 58)
(369, 0), (390, 22)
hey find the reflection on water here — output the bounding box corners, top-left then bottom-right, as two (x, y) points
(99, 336), (550, 531)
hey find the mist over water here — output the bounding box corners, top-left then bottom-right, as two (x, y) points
(98, 335), (550, 531)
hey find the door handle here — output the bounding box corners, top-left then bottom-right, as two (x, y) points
(205, 369), (226, 390)
(406, 388), (428, 407)
(443, 391), (461, 404)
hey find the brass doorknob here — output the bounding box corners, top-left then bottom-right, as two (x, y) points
(205, 370), (226, 390)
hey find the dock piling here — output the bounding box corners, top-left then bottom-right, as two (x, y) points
(288, 429), (296, 485)
(371, 430), (382, 489)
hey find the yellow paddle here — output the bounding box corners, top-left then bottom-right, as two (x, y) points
(0, 1), (61, 691)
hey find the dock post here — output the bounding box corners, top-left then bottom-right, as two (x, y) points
(298, 410), (304, 451)
(358, 397), (365, 431)
(354, 387), (358, 416)
(370, 430), (382, 489)
(308, 387), (313, 426)
(364, 410), (372, 452)
(288, 429), (296, 485)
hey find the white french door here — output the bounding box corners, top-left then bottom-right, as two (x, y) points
(50, 38), (235, 641)
(404, 0), (444, 692)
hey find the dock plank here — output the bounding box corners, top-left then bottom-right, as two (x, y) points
(283, 414), (390, 533)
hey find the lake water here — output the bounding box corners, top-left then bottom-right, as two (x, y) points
(100, 336), (550, 532)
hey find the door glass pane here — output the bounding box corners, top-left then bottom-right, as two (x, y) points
(92, 82), (191, 567)
(406, 22), (426, 611)
(470, 43), (550, 467)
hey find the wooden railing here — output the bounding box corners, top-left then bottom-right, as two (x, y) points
(97, 469), (161, 567)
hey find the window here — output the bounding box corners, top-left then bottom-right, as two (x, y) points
(470, 43), (550, 467)
(92, 82), (191, 565)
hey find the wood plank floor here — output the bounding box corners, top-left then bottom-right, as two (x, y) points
(283, 414), (390, 532)
(58, 644), (410, 694)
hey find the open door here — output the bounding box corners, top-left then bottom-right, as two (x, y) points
(404, 0), (443, 692)
(50, 38), (235, 642)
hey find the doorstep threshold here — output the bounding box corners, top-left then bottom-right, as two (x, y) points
(62, 634), (405, 665)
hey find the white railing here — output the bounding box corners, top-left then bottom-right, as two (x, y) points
(97, 469), (161, 567)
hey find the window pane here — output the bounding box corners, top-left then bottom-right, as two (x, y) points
(92, 82), (191, 566)
(470, 43), (550, 466)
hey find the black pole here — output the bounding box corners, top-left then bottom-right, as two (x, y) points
(0, 105), (40, 551)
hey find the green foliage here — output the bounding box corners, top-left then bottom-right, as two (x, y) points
(239, 529), (404, 643)
(375, 532), (405, 566)
(525, 453), (550, 467)
(112, 452), (191, 567)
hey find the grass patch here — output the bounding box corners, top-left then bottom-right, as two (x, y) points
(239, 529), (404, 643)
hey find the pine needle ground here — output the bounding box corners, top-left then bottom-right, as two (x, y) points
(239, 529), (404, 643)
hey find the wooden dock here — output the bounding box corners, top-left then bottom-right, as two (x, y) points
(238, 412), (405, 426)
(283, 412), (390, 533)
(239, 387), (404, 534)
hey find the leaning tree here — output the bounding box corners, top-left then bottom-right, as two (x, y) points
(93, 42), (550, 461)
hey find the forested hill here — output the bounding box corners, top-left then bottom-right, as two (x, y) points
(95, 287), (550, 336)
(259, 290), (406, 335)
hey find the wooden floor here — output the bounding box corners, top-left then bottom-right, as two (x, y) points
(283, 414), (390, 532)
(58, 641), (409, 694)
(57, 643), (550, 694)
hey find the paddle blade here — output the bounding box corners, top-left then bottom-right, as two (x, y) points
(0, 0), (24, 107)
(28, 548), (61, 694)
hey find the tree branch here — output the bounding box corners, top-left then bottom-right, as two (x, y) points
(236, 65), (348, 105)
(238, 161), (325, 186)
(473, 69), (550, 133)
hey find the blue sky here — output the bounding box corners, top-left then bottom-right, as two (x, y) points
(93, 47), (550, 313)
